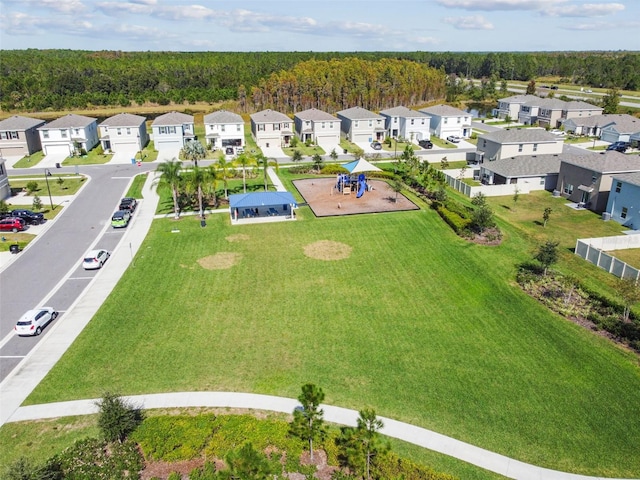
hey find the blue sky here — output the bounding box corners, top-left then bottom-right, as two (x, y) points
(1, 0), (639, 52)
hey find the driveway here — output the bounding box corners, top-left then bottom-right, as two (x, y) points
(261, 144), (285, 159)
(156, 148), (181, 162)
(110, 148), (139, 165)
(38, 153), (68, 170)
(355, 142), (380, 154)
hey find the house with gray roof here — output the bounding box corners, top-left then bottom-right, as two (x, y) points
(606, 172), (640, 229)
(38, 114), (99, 156)
(599, 115), (640, 144)
(561, 100), (603, 123)
(419, 104), (471, 140)
(0, 115), (45, 157)
(151, 111), (195, 150)
(99, 113), (148, 154)
(250, 109), (293, 149)
(494, 94), (538, 120)
(336, 106), (385, 144)
(556, 150), (640, 212)
(532, 98), (567, 128)
(475, 128), (563, 163)
(379, 106), (431, 143)
(293, 108), (341, 151)
(479, 152), (564, 191)
(204, 110), (245, 151)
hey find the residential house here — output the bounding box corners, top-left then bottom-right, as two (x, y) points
(0, 157), (9, 200)
(336, 106), (385, 143)
(532, 98), (567, 128)
(419, 105), (471, 140)
(0, 115), (45, 157)
(560, 100), (603, 123)
(379, 106), (431, 142)
(250, 109), (293, 149)
(599, 115), (640, 144)
(204, 110), (245, 150)
(98, 113), (148, 153)
(293, 108), (341, 150)
(475, 128), (563, 164)
(479, 153), (563, 191)
(606, 172), (640, 229)
(563, 114), (609, 136)
(151, 111), (195, 150)
(494, 94), (538, 120)
(38, 114), (99, 156)
(556, 151), (640, 213)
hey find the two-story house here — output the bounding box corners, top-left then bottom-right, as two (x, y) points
(151, 111), (195, 151)
(250, 109), (293, 150)
(560, 100), (603, 124)
(336, 107), (385, 144)
(419, 105), (471, 140)
(606, 172), (640, 229)
(99, 113), (149, 154)
(0, 115), (46, 158)
(379, 106), (431, 143)
(475, 129), (563, 164)
(293, 108), (341, 151)
(38, 114), (99, 156)
(494, 94), (538, 120)
(556, 151), (640, 213)
(204, 110), (245, 151)
(534, 98), (567, 128)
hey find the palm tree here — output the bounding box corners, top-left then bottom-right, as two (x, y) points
(184, 165), (207, 217)
(154, 159), (183, 219)
(255, 153), (271, 191)
(205, 165), (220, 208)
(216, 157), (231, 199)
(180, 140), (207, 167)
(234, 153), (257, 193)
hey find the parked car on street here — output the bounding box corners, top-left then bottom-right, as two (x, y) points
(14, 307), (58, 336)
(550, 129), (566, 137)
(111, 210), (131, 228)
(606, 141), (630, 153)
(119, 197), (137, 212)
(370, 141), (382, 150)
(418, 140), (433, 149)
(82, 249), (110, 270)
(0, 217), (25, 233)
(446, 135), (461, 143)
(11, 209), (45, 225)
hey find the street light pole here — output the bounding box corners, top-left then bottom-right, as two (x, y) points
(44, 169), (54, 210)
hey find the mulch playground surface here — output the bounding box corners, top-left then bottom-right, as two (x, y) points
(292, 178), (419, 217)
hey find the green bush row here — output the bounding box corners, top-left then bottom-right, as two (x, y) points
(435, 204), (472, 234)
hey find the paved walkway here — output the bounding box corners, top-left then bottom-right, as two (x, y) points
(267, 166), (286, 191)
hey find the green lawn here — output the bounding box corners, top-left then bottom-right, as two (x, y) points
(126, 173), (149, 199)
(11, 151), (45, 168)
(26, 194), (640, 476)
(62, 149), (112, 166)
(9, 177), (87, 196)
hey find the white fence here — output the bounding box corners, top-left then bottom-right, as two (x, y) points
(575, 235), (640, 281)
(444, 170), (537, 198)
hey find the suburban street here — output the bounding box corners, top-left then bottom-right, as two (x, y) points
(0, 163), (154, 381)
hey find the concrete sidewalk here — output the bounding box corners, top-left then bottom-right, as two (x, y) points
(267, 166), (286, 191)
(7, 391), (633, 480)
(0, 172), (160, 426)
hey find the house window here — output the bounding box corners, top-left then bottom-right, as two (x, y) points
(117, 128), (122, 135)
(394, 117), (398, 123)
(564, 183), (574, 195)
(354, 121), (359, 127)
(43, 131), (49, 139)
(457, 117), (461, 124)
(533, 143), (538, 152)
(615, 181), (622, 193)
(237, 125), (241, 132)
(368, 120), (372, 127)
(518, 144), (523, 152)
(322, 122), (325, 129)
(591, 173), (597, 184)
(159, 126), (176, 135)
(621, 207), (628, 219)
(0, 163), (4, 175)
(274, 123), (280, 131)
(305, 121), (310, 126)
(2, 131), (19, 139)
(74, 129), (80, 135)
(482, 140), (486, 148)
(444, 118), (448, 124)
(61, 130), (67, 138)
(221, 125), (226, 132)
(410, 119), (415, 125)
(258, 124), (265, 131)
(421, 119), (425, 125)
(126, 128), (131, 135)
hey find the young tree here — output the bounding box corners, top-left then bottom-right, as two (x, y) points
(440, 156), (449, 170)
(216, 157), (231, 199)
(289, 383), (326, 461)
(221, 442), (279, 480)
(601, 88), (620, 114)
(330, 148), (338, 161)
(352, 147), (365, 160)
(184, 165), (207, 217)
(618, 277), (640, 323)
(534, 240), (560, 276)
(56, 176), (65, 189)
(526, 79), (536, 95)
(25, 181), (39, 194)
(500, 79), (508, 95)
(338, 409), (388, 480)
(512, 185), (520, 208)
(234, 153), (257, 193)
(95, 392), (144, 443)
(32, 194), (42, 212)
(292, 150), (303, 162)
(542, 207), (552, 227)
(390, 179), (404, 203)
(471, 204), (495, 234)
(154, 159), (183, 219)
(471, 192), (487, 206)
(504, 114), (512, 126)
(312, 153), (324, 172)
(255, 153), (271, 191)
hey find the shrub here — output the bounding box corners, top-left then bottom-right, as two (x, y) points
(436, 205), (472, 233)
(95, 392), (145, 443)
(54, 437), (143, 479)
(373, 451), (457, 480)
(320, 164), (349, 175)
(25, 181), (39, 194)
(288, 165), (313, 175)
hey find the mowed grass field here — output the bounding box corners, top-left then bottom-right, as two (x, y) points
(26, 203), (640, 477)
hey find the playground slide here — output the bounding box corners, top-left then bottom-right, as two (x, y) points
(356, 180), (366, 198)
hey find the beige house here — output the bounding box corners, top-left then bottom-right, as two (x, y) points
(475, 128), (563, 163)
(561, 100), (603, 123)
(556, 151), (640, 212)
(0, 115), (46, 157)
(250, 109), (293, 149)
(494, 94), (538, 120)
(336, 106), (385, 143)
(293, 108), (341, 150)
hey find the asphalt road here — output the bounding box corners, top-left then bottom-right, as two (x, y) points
(0, 163), (154, 381)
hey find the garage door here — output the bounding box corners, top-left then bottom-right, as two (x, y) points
(156, 140), (182, 149)
(600, 131), (619, 144)
(352, 133), (371, 143)
(44, 144), (71, 155)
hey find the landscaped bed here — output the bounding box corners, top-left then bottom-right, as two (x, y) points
(25, 199), (640, 478)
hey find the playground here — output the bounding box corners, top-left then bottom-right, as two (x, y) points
(293, 177), (419, 217)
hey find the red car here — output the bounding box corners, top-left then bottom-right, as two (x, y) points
(0, 217), (25, 232)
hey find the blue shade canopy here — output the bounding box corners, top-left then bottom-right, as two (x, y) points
(229, 191), (297, 209)
(342, 158), (382, 173)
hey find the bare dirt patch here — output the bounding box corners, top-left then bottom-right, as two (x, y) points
(197, 252), (242, 270)
(141, 458), (207, 479)
(293, 178), (419, 217)
(304, 240), (352, 261)
(226, 234), (250, 242)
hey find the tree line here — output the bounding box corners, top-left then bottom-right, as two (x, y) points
(1, 50), (638, 112)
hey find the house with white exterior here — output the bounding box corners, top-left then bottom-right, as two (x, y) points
(151, 111), (195, 150)
(250, 109), (293, 149)
(599, 115), (640, 144)
(38, 114), (99, 156)
(293, 108), (341, 150)
(606, 172), (640, 229)
(0, 157), (9, 200)
(475, 128), (563, 164)
(0, 115), (45, 157)
(336, 106), (385, 143)
(99, 113), (148, 154)
(494, 94), (538, 120)
(419, 105), (471, 140)
(379, 106), (431, 142)
(204, 110), (245, 150)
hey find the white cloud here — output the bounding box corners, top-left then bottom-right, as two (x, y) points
(436, 0), (550, 11)
(544, 3), (625, 17)
(561, 19), (640, 29)
(1, 0), (87, 13)
(443, 15), (494, 30)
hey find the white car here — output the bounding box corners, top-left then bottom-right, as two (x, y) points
(446, 135), (461, 143)
(550, 129), (566, 137)
(83, 249), (110, 270)
(14, 307), (58, 336)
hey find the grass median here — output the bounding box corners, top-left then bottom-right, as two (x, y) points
(25, 197), (640, 477)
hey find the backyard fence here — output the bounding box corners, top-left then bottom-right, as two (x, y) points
(444, 170), (537, 198)
(575, 235), (640, 281)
